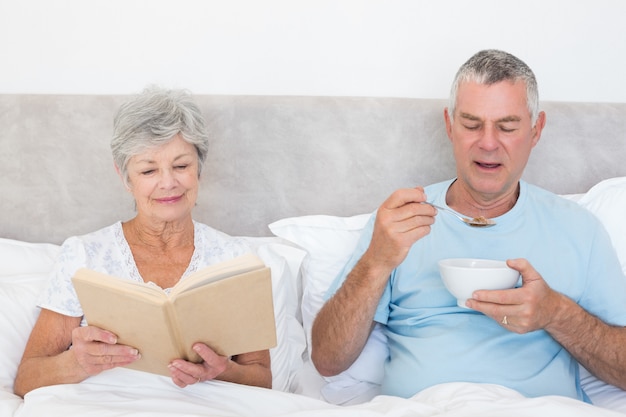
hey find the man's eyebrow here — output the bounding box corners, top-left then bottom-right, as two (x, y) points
(459, 112), (480, 121)
(497, 116), (522, 123)
(459, 113), (522, 123)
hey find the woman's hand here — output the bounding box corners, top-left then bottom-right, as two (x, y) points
(15, 311), (141, 397)
(168, 343), (271, 388)
(168, 343), (231, 388)
(71, 325), (141, 377)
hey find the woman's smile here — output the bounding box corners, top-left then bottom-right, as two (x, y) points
(155, 195), (184, 204)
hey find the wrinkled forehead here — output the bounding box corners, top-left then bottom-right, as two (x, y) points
(454, 80), (533, 121)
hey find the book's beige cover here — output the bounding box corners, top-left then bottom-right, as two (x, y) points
(72, 255), (277, 376)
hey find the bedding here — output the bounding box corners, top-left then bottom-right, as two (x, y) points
(14, 370), (626, 417)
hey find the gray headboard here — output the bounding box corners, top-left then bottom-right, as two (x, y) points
(2, 94), (625, 244)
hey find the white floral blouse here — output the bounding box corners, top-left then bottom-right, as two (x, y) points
(38, 221), (251, 324)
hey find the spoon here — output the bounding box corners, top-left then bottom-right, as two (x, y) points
(423, 202), (496, 228)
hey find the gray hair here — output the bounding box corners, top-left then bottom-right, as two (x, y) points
(448, 49), (539, 124)
(111, 86), (209, 185)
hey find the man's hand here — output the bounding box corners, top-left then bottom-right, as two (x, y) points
(466, 258), (562, 333)
(468, 258), (626, 390)
(367, 187), (436, 270)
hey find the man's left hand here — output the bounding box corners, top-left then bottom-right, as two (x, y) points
(466, 258), (563, 333)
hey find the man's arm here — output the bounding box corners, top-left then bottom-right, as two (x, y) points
(311, 187), (436, 376)
(545, 293), (626, 390)
(469, 258), (626, 390)
(311, 254), (391, 376)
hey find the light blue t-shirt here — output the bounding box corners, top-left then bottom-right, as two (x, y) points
(328, 180), (626, 401)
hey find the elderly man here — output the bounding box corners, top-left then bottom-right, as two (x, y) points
(311, 49), (626, 402)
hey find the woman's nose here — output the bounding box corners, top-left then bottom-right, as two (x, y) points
(158, 170), (177, 188)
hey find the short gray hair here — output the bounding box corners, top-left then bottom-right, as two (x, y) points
(448, 49), (539, 124)
(111, 86), (209, 185)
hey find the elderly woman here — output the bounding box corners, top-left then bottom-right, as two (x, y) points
(14, 87), (271, 397)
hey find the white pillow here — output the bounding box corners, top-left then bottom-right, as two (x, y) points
(0, 274), (49, 394)
(243, 237), (307, 392)
(269, 213), (387, 405)
(269, 213), (372, 353)
(0, 239), (60, 397)
(577, 177), (626, 274)
(0, 238), (60, 277)
(575, 177), (626, 410)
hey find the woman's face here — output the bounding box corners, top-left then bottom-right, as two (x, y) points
(125, 135), (200, 224)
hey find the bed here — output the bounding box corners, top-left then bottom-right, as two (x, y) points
(2, 94), (626, 416)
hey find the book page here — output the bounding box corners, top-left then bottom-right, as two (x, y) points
(73, 268), (167, 304)
(171, 253), (265, 296)
(172, 267), (277, 361)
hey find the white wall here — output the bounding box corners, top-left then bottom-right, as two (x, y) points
(1, 0), (625, 102)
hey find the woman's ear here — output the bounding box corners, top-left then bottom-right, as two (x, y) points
(114, 164), (131, 192)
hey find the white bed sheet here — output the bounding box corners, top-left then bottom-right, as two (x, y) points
(14, 368), (626, 417)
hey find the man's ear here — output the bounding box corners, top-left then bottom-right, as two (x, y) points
(443, 108), (454, 142)
(531, 111), (547, 147)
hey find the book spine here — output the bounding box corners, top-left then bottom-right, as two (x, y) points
(164, 301), (190, 361)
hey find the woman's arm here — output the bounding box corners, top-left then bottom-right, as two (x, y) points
(168, 344), (272, 388)
(14, 308), (140, 397)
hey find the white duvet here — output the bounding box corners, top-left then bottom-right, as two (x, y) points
(10, 368), (625, 417)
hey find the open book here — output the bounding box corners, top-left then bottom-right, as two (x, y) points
(72, 253), (277, 376)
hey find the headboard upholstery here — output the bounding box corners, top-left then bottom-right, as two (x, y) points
(1, 94), (625, 244)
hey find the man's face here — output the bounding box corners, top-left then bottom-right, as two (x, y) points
(444, 80), (545, 201)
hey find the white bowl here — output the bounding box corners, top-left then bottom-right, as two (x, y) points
(438, 258), (520, 308)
